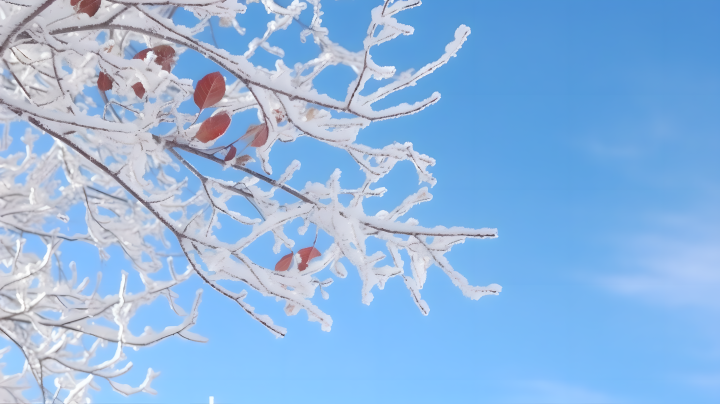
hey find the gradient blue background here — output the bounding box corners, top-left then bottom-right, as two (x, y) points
(4, 0), (720, 403)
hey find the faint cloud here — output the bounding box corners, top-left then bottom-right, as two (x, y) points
(600, 211), (720, 310)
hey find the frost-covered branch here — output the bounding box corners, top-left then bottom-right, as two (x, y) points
(0, 0), (501, 402)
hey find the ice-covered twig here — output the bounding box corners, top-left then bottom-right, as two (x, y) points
(0, 1), (500, 402)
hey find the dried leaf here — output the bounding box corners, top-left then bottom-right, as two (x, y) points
(97, 72), (113, 91)
(194, 72), (225, 110)
(275, 252), (294, 272)
(132, 82), (145, 98)
(236, 155), (252, 165)
(305, 108), (318, 121)
(298, 247), (321, 271)
(75, 0), (101, 16)
(273, 108), (285, 123)
(224, 145), (237, 161)
(241, 123), (269, 148)
(195, 112), (231, 143)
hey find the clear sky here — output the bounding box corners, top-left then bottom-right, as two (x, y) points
(5, 0), (720, 403)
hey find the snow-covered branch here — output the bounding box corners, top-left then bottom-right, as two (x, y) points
(0, 0), (500, 402)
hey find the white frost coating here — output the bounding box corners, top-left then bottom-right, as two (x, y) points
(0, 1), (501, 402)
(0, 235), (202, 403)
(332, 261), (347, 278)
(0, 347), (28, 403)
(274, 160), (301, 193)
(109, 368), (160, 396)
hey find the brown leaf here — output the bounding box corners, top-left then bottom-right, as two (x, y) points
(298, 247), (321, 271)
(75, 0), (101, 17)
(305, 108), (318, 121)
(97, 72), (113, 91)
(194, 72), (225, 110)
(70, 0), (80, 6)
(275, 252), (294, 272)
(131, 82), (145, 98)
(195, 112), (231, 143)
(236, 155), (252, 165)
(273, 108), (285, 123)
(241, 123), (269, 148)
(224, 145), (237, 161)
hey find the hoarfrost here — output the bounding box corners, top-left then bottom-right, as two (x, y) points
(0, 1), (500, 402)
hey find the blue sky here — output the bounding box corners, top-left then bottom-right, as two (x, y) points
(4, 0), (720, 403)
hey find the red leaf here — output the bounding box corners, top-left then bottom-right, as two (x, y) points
(70, 0), (80, 6)
(75, 0), (101, 17)
(275, 252), (294, 272)
(251, 124), (269, 147)
(298, 247), (321, 271)
(133, 46), (176, 72)
(194, 72), (225, 110)
(241, 123), (269, 148)
(195, 112), (231, 143)
(158, 60), (173, 72)
(131, 82), (145, 98)
(152, 45), (176, 71)
(224, 145), (237, 161)
(152, 45), (176, 60)
(97, 72), (113, 91)
(133, 48), (151, 61)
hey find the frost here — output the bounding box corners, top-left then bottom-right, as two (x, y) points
(0, 1), (500, 402)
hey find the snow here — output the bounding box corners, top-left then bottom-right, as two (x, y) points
(0, 1), (499, 402)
